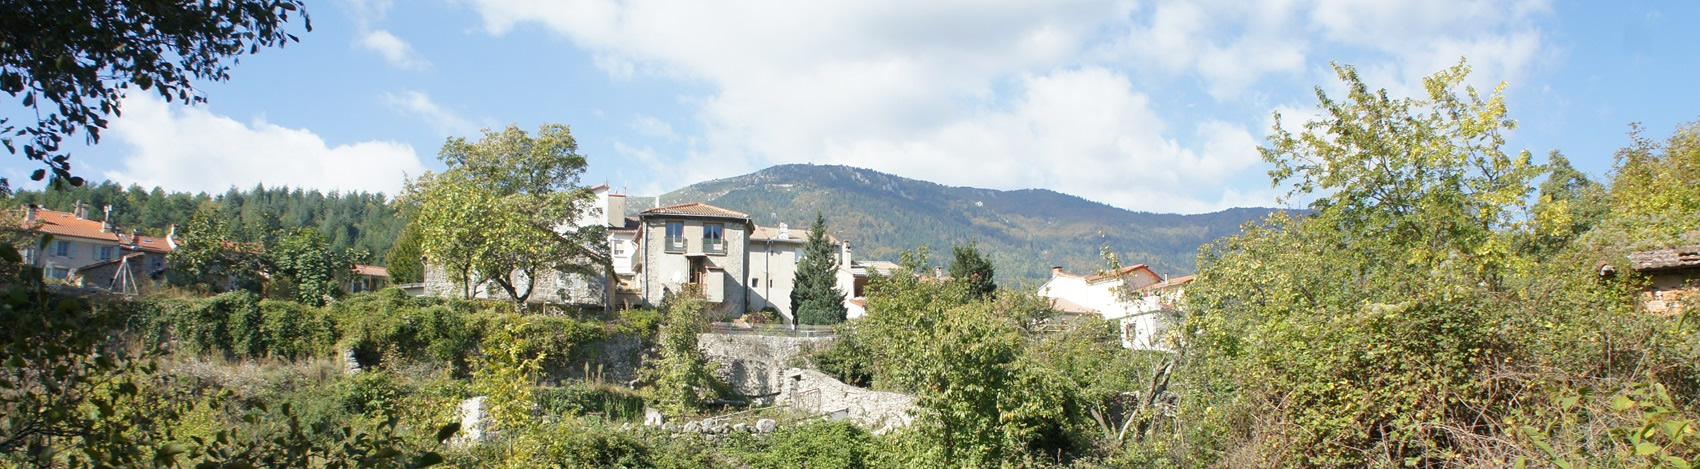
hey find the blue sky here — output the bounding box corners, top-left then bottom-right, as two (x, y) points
(8, 0), (1698, 214)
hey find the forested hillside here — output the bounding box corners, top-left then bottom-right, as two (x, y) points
(630, 164), (1279, 283)
(10, 182), (405, 263)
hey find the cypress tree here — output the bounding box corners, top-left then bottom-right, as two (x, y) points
(791, 213), (847, 325)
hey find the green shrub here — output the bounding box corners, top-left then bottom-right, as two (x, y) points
(535, 383), (646, 421)
(744, 420), (873, 469)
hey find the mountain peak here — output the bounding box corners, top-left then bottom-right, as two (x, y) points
(632, 164), (1279, 284)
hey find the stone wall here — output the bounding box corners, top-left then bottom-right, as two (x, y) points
(696, 332), (914, 433)
(778, 368), (915, 433)
(697, 333), (830, 400)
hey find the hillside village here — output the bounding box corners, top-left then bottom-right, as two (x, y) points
(5, 3), (1700, 467)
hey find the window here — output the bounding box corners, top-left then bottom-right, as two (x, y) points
(151, 256), (164, 271)
(752, 278), (760, 288)
(54, 241), (70, 257)
(703, 223), (725, 253)
(46, 266), (67, 279)
(612, 240), (626, 256)
(664, 221), (685, 252)
(98, 246), (114, 260)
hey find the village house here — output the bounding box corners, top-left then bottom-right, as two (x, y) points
(16, 203), (176, 293)
(635, 202), (857, 323)
(1037, 264), (1192, 350)
(1623, 244), (1700, 315)
(423, 193), (863, 324)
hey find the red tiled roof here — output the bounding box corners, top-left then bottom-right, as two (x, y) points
(1084, 264), (1155, 282)
(353, 264), (389, 277)
(1629, 245), (1700, 272)
(20, 207), (119, 242)
(641, 202), (749, 219)
(121, 233), (175, 253)
(1137, 274), (1194, 292)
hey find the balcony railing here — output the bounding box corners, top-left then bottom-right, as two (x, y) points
(702, 238), (726, 254)
(664, 236), (686, 253)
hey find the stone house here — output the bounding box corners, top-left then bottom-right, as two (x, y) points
(635, 202), (857, 322)
(1625, 244), (1699, 315)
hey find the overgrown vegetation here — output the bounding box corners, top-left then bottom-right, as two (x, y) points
(3, 58), (1697, 468)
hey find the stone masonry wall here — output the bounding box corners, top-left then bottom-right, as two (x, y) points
(778, 368), (915, 433)
(696, 333), (915, 432)
(697, 333), (830, 400)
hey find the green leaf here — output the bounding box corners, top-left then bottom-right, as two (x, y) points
(1634, 441), (1659, 455)
(1613, 394), (1636, 412)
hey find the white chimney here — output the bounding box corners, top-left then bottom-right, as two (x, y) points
(101, 205), (113, 232)
(24, 204), (37, 223)
(777, 223), (789, 240)
(166, 225), (179, 249)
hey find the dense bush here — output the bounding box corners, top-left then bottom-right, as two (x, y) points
(535, 383), (646, 422)
(739, 420), (874, 469)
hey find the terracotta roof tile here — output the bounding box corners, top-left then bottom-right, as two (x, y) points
(21, 208), (119, 242)
(1137, 274), (1194, 292)
(1081, 264), (1155, 282)
(1628, 245), (1700, 272)
(641, 202), (749, 219)
(353, 264), (389, 277)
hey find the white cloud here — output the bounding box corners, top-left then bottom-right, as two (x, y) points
(100, 94), (427, 196)
(357, 29), (431, 70)
(463, 0), (1550, 213)
(382, 90), (482, 137)
(629, 114), (676, 139)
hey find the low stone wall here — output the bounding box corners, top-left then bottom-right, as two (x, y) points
(778, 368), (914, 433)
(697, 333), (831, 400)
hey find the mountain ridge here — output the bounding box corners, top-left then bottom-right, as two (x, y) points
(626, 164), (1284, 285)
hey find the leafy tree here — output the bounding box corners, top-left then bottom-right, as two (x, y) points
(386, 220), (426, 283)
(791, 213), (846, 325)
(167, 207), (266, 292)
(1605, 119), (1700, 241)
(1523, 151), (1609, 255)
(408, 124), (609, 308)
(949, 241), (995, 299)
(268, 227), (355, 307)
(643, 291), (722, 414)
(0, 1), (310, 192)
(837, 254), (1081, 466)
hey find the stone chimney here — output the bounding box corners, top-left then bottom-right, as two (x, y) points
(777, 223), (789, 240)
(24, 204), (37, 223)
(841, 241), (852, 266)
(73, 200), (87, 219)
(131, 228), (143, 246)
(100, 205), (113, 232)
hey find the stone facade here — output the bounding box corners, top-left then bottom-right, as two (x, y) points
(639, 214), (750, 316)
